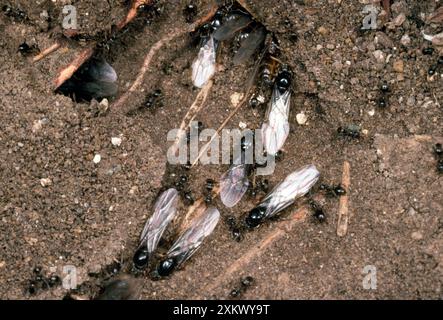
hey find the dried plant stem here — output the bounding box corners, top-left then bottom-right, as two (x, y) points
(170, 80), (214, 157)
(118, 0), (154, 29)
(54, 47), (95, 89)
(33, 43), (61, 63)
(190, 87), (253, 167)
(337, 161), (351, 237)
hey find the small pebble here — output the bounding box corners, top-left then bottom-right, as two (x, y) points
(111, 137), (122, 147)
(296, 112), (308, 125)
(373, 50), (385, 64)
(40, 178), (52, 187)
(393, 60), (404, 73)
(317, 26), (328, 35)
(32, 119), (45, 132)
(230, 92), (243, 107)
(93, 154), (101, 164)
(411, 231), (423, 240)
(400, 34), (411, 46)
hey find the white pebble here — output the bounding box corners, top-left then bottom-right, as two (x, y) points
(239, 122), (247, 129)
(111, 137), (122, 147)
(256, 95), (265, 104)
(40, 178), (52, 187)
(100, 98), (109, 108)
(400, 34), (411, 46)
(32, 120), (43, 132)
(368, 109), (375, 116)
(93, 154), (101, 164)
(296, 112), (308, 125)
(373, 50), (385, 64)
(230, 92), (243, 107)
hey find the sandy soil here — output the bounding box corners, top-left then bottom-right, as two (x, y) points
(0, 0), (442, 300)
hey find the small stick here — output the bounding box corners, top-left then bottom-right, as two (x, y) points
(117, 0), (154, 30)
(190, 87), (253, 167)
(201, 207), (308, 296)
(54, 47), (95, 89)
(112, 29), (182, 111)
(337, 161), (350, 237)
(169, 80), (214, 157)
(32, 42), (61, 63)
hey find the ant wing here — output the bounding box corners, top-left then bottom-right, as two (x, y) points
(233, 26), (267, 65)
(192, 36), (217, 88)
(139, 188), (179, 255)
(166, 207), (220, 267)
(260, 165), (320, 219)
(220, 164), (250, 208)
(213, 14), (252, 41)
(85, 58), (118, 83)
(261, 87), (291, 155)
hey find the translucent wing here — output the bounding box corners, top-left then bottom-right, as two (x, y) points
(86, 59), (118, 83)
(139, 188), (179, 254)
(233, 26), (266, 65)
(220, 164), (250, 208)
(213, 14), (252, 41)
(261, 87), (291, 155)
(166, 207), (220, 266)
(260, 165), (320, 218)
(192, 36), (217, 88)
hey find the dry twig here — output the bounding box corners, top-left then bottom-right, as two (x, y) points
(190, 86), (254, 167)
(169, 80), (214, 157)
(337, 161), (351, 237)
(54, 47), (95, 89)
(32, 43), (62, 63)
